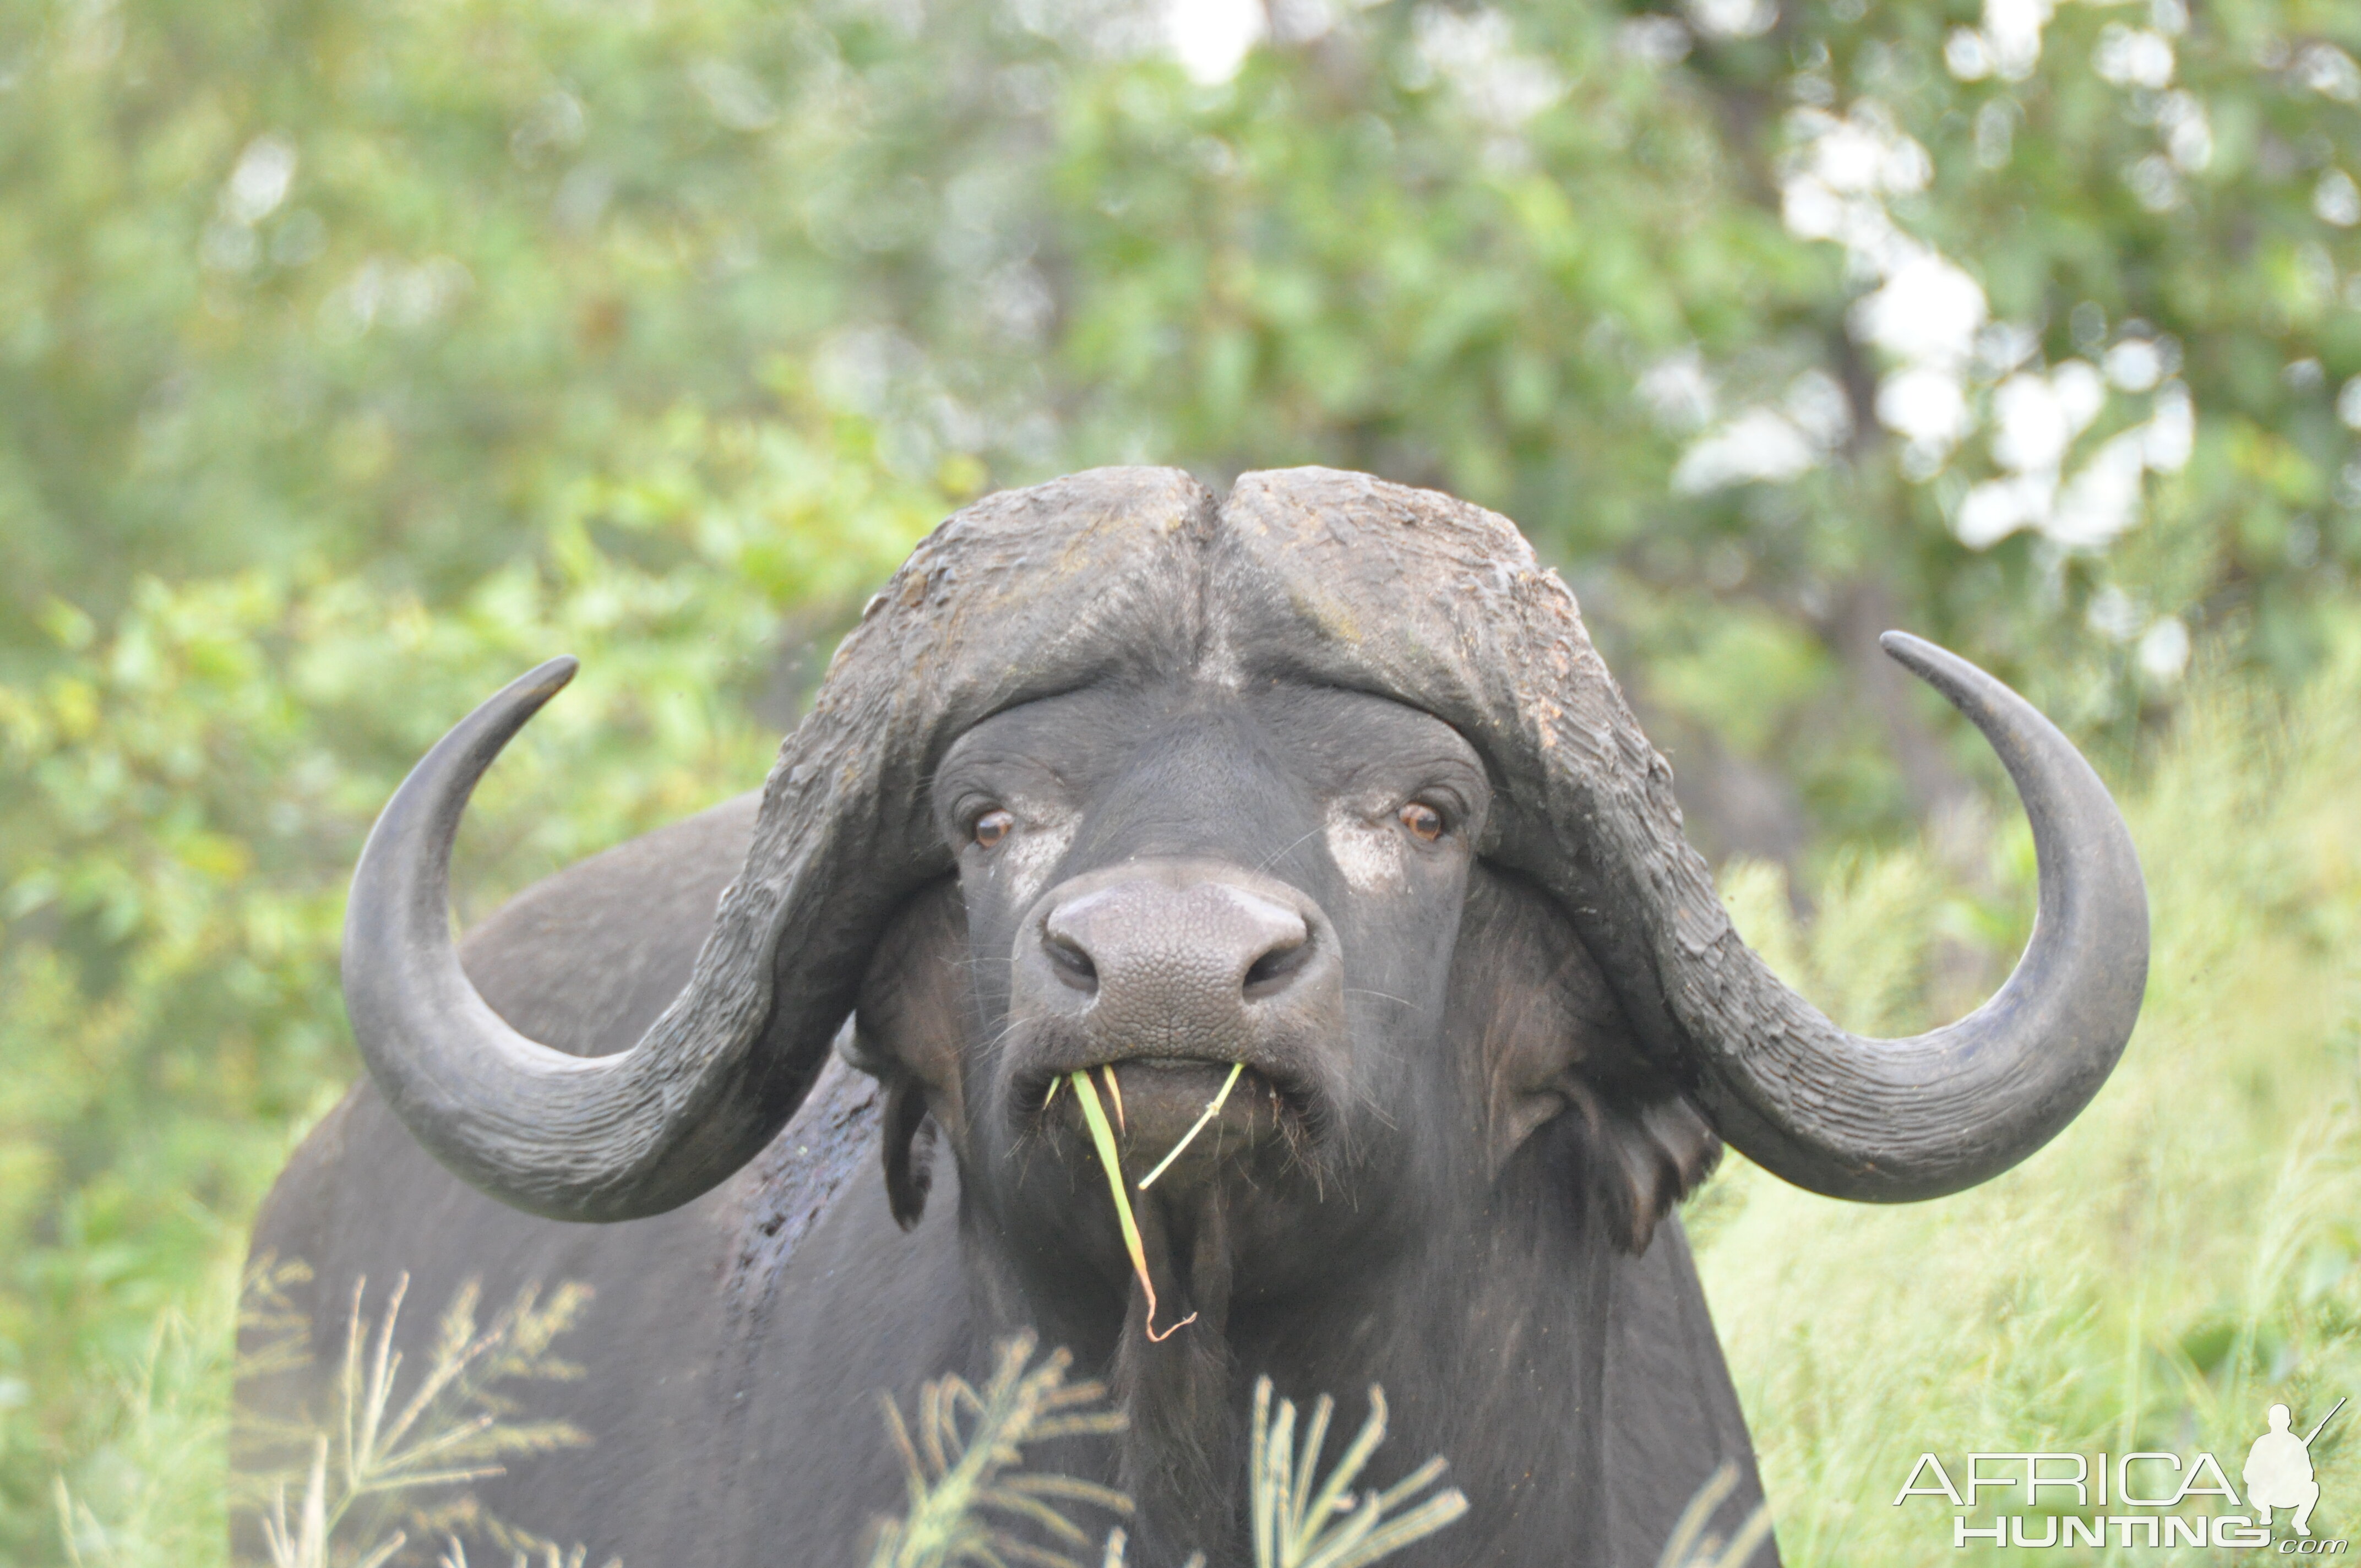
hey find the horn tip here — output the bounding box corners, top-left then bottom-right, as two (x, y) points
(1876, 628), (1933, 665)
(529, 654), (580, 692)
(1876, 630), (1972, 698)
(505, 656), (581, 717)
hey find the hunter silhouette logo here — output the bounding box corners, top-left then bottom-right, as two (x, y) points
(2248, 1399), (2345, 1540)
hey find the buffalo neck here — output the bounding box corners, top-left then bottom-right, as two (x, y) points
(956, 1118), (1615, 1565)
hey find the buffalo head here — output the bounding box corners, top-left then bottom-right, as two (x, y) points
(338, 466), (2146, 1554)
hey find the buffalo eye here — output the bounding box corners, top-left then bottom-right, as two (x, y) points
(972, 808), (1015, 850)
(1399, 802), (1445, 842)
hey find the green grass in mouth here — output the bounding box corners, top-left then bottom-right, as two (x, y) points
(1069, 1069), (1198, 1342)
(1136, 1061), (1245, 1192)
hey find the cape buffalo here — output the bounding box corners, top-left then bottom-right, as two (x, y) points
(241, 466), (2147, 1566)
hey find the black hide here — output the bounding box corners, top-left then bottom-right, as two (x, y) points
(244, 747), (1772, 1566)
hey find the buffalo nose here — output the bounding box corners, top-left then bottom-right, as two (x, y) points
(1038, 878), (1319, 1039)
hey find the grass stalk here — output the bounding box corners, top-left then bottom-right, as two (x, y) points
(1070, 1071), (1196, 1342)
(1137, 1063), (1244, 1192)
(1247, 1377), (1469, 1568)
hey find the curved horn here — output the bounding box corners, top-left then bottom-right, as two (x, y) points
(1670, 632), (2148, 1200)
(342, 467), (1220, 1222)
(342, 657), (790, 1221)
(1213, 467), (2148, 1205)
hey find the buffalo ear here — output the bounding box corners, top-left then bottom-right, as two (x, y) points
(848, 879), (970, 1229)
(1575, 1091), (1720, 1255)
(1462, 868), (1721, 1255)
(879, 1077), (937, 1231)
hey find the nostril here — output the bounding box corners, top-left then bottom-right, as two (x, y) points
(1045, 933), (1099, 992)
(1242, 934), (1311, 998)
(1042, 879), (1318, 1008)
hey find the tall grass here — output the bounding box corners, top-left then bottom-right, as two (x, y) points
(56, 1264), (610, 1568)
(867, 1332), (1131, 1568)
(1693, 631), (2361, 1564)
(1244, 1379), (1468, 1568)
(53, 1287), (1467, 1568)
(237, 1268), (603, 1568)
(51, 1260), (238, 1568)
(869, 1336), (1468, 1568)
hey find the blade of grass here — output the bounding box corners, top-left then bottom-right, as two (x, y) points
(1070, 1072), (1195, 1342)
(1251, 1379), (1279, 1566)
(1654, 1463), (1738, 1568)
(1291, 1392), (1335, 1539)
(1137, 1061), (1245, 1191)
(1100, 1065), (1125, 1133)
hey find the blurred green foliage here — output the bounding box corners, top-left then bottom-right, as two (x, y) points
(1698, 626), (2361, 1564)
(2, 0), (2359, 1556)
(0, 406), (955, 1548)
